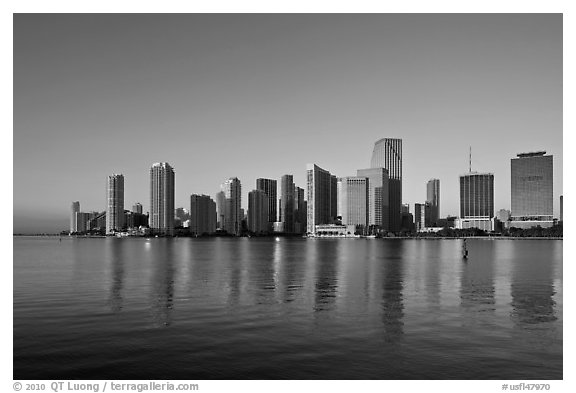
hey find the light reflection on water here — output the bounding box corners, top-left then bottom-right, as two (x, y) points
(13, 237), (562, 380)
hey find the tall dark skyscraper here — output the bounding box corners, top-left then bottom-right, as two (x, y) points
(426, 179), (440, 227)
(370, 138), (402, 232)
(150, 162), (175, 236)
(106, 174), (124, 234)
(306, 163), (337, 234)
(248, 189), (269, 234)
(280, 175), (295, 233)
(222, 177), (242, 236)
(190, 194), (216, 235)
(256, 178), (277, 228)
(459, 172), (494, 221)
(510, 151), (553, 227)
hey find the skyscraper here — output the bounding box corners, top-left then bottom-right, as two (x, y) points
(426, 179), (440, 227)
(458, 172), (494, 231)
(414, 203), (426, 231)
(132, 203), (143, 214)
(215, 191), (226, 229)
(70, 201), (80, 233)
(150, 162), (175, 236)
(256, 178), (277, 228)
(190, 194), (217, 235)
(106, 174), (124, 234)
(510, 151), (553, 228)
(222, 177), (242, 236)
(338, 176), (369, 232)
(357, 167), (389, 233)
(306, 164), (337, 234)
(280, 175), (295, 233)
(248, 189), (269, 234)
(370, 138), (402, 232)
(294, 186), (307, 234)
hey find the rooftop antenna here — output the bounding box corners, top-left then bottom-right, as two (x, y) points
(469, 146), (472, 173)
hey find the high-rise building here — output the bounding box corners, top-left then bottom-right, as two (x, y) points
(70, 201), (80, 233)
(306, 164), (337, 234)
(357, 167), (390, 232)
(426, 179), (440, 227)
(338, 177), (369, 232)
(132, 203), (143, 214)
(256, 178), (277, 227)
(190, 194), (216, 235)
(294, 186), (307, 234)
(457, 172), (495, 231)
(280, 175), (295, 233)
(414, 203), (426, 231)
(150, 162), (175, 236)
(510, 152), (553, 228)
(560, 195), (563, 222)
(215, 191), (226, 229)
(222, 177), (242, 236)
(370, 138), (402, 232)
(401, 203), (410, 214)
(248, 189), (269, 234)
(106, 174), (125, 234)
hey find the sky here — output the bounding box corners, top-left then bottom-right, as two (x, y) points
(13, 13), (562, 233)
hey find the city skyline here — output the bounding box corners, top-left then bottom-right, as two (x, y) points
(14, 14), (562, 233)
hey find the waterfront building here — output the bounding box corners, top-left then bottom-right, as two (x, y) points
(256, 178), (278, 227)
(414, 203), (426, 231)
(338, 176), (369, 233)
(457, 172), (495, 231)
(150, 162), (175, 236)
(357, 167), (389, 233)
(70, 201), (80, 233)
(280, 175), (295, 233)
(132, 203), (143, 214)
(510, 152), (554, 229)
(190, 194), (217, 235)
(294, 186), (307, 234)
(125, 211), (148, 229)
(222, 177), (242, 236)
(306, 164), (337, 234)
(75, 212), (90, 233)
(215, 191), (226, 229)
(106, 174), (125, 234)
(426, 179), (440, 227)
(370, 138), (402, 232)
(248, 189), (269, 234)
(560, 195), (563, 222)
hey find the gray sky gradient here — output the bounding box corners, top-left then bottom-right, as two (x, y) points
(13, 14), (562, 233)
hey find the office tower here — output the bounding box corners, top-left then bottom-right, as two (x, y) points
(280, 175), (295, 233)
(338, 177), (369, 232)
(294, 186), (307, 234)
(370, 138), (402, 232)
(510, 152), (554, 228)
(215, 191), (226, 229)
(256, 178), (278, 226)
(426, 179), (440, 227)
(357, 167), (390, 233)
(132, 203), (143, 214)
(150, 162), (175, 236)
(222, 177), (242, 236)
(330, 175), (338, 222)
(306, 164), (337, 234)
(106, 174), (125, 234)
(414, 203), (426, 231)
(401, 203), (410, 214)
(458, 172), (495, 231)
(190, 194), (217, 235)
(560, 195), (563, 222)
(70, 201), (80, 233)
(248, 189), (269, 234)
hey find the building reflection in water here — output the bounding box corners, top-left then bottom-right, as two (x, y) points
(379, 240), (405, 343)
(280, 240), (306, 303)
(510, 241), (557, 325)
(313, 240), (340, 312)
(150, 239), (175, 327)
(107, 238), (125, 313)
(248, 239), (278, 305)
(459, 240), (496, 318)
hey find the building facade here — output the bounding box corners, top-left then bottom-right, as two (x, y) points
(190, 194), (217, 235)
(338, 176), (369, 232)
(306, 164), (337, 234)
(426, 179), (440, 227)
(458, 172), (494, 231)
(280, 175), (295, 233)
(414, 203), (426, 231)
(106, 174), (125, 234)
(256, 178), (277, 228)
(132, 203), (143, 214)
(370, 138), (402, 232)
(294, 186), (307, 234)
(70, 201), (80, 233)
(222, 177), (242, 236)
(248, 189), (269, 234)
(510, 152), (553, 228)
(357, 167), (389, 232)
(150, 162), (175, 236)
